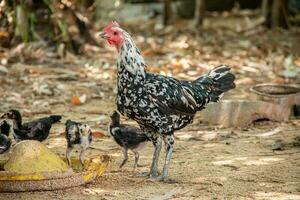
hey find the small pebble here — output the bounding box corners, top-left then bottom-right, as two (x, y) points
(271, 139), (284, 151)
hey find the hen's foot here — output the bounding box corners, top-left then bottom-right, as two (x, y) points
(148, 175), (177, 183)
(136, 171), (160, 178)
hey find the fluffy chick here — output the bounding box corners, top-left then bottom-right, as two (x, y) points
(65, 120), (93, 168)
(109, 111), (150, 169)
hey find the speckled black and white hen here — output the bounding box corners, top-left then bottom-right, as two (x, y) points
(109, 111), (150, 169)
(99, 22), (236, 181)
(65, 120), (92, 168)
(1, 109), (61, 142)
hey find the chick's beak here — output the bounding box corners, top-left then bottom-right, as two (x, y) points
(98, 31), (109, 39)
(0, 114), (7, 119)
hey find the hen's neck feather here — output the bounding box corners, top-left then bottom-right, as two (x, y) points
(118, 32), (146, 79)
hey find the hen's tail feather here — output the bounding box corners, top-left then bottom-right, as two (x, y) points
(195, 65), (235, 102)
(49, 115), (62, 123)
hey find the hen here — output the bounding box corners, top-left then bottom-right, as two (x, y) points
(65, 120), (92, 168)
(109, 111), (149, 169)
(1, 109), (61, 142)
(99, 21), (235, 181)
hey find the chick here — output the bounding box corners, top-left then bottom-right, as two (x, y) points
(0, 134), (11, 154)
(0, 119), (11, 136)
(1, 109), (61, 142)
(0, 119), (13, 154)
(108, 111), (150, 169)
(65, 120), (93, 168)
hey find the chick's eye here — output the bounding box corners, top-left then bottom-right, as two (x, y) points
(113, 31), (117, 35)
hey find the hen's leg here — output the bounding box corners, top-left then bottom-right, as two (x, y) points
(151, 134), (174, 182)
(161, 135), (174, 180)
(136, 136), (162, 177)
(149, 136), (162, 178)
(119, 147), (128, 168)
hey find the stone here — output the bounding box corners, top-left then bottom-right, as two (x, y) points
(271, 140), (285, 151)
(198, 100), (291, 127)
(0, 65), (8, 74)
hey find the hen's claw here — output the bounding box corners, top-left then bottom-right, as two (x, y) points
(148, 175), (177, 183)
(136, 171), (160, 178)
(148, 175), (165, 182)
(136, 172), (150, 177)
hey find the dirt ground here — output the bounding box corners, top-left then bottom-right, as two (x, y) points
(0, 108), (299, 200)
(0, 19), (300, 199)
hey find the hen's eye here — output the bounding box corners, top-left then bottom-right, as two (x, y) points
(113, 31), (117, 35)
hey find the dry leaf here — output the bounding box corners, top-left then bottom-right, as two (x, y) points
(71, 96), (81, 105)
(93, 131), (106, 138)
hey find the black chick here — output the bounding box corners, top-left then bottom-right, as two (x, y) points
(1, 109), (61, 142)
(109, 111), (150, 169)
(0, 119), (12, 154)
(65, 120), (92, 168)
(0, 134), (12, 154)
(0, 119), (11, 136)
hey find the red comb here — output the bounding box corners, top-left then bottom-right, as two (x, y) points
(108, 21), (119, 28)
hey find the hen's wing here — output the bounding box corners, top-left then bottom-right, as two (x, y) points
(145, 65), (236, 116)
(145, 74), (201, 116)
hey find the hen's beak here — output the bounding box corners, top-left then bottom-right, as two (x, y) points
(98, 32), (109, 39)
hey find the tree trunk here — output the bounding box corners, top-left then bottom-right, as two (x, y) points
(280, 0), (290, 28)
(163, 0), (172, 26)
(271, 0), (280, 28)
(15, 4), (29, 42)
(194, 0), (206, 27)
(271, 0), (289, 29)
(262, 0), (268, 19)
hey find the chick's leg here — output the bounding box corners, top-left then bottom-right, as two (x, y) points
(132, 150), (140, 169)
(66, 147), (73, 166)
(79, 148), (85, 169)
(119, 147), (128, 168)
